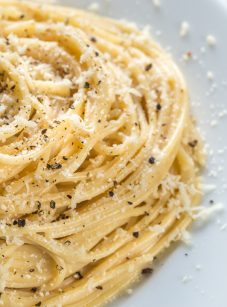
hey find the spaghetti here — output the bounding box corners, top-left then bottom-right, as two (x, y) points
(0, 1), (204, 306)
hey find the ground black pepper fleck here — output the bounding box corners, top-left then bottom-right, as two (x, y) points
(156, 103), (162, 111)
(47, 163), (62, 170)
(50, 200), (56, 209)
(148, 156), (156, 164)
(90, 37), (97, 43)
(31, 287), (37, 293)
(84, 82), (90, 89)
(133, 231), (139, 238)
(145, 63), (153, 71)
(96, 285), (103, 290)
(188, 140), (198, 148)
(109, 191), (114, 197)
(17, 219), (26, 227)
(141, 268), (153, 275)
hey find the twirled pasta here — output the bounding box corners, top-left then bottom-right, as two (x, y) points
(0, 1), (204, 306)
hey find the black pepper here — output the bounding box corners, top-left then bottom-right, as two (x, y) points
(84, 82), (90, 89)
(133, 231), (139, 238)
(17, 219), (26, 227)
(109, 191), (114, 197)
(47, 163), (62, 170)
(188, 140), (198, 148)
(90, 37), (97, 43)
(96, 285), (103, 290)
(148, 156), (156, 164)
(31, 287), (37, 293)
(145, 63), (153, 71)
(156, 103), (162, 111)
(50, 200), (56, 209)
(141, 268), (153, 275)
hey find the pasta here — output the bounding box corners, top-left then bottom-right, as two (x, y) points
(0, 1), (204, 306)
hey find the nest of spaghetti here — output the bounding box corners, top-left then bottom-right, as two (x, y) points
(0, 1), (204, 306)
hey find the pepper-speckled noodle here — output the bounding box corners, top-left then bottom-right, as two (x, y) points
(0, 1), (204, 306)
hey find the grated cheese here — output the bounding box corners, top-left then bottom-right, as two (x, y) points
(194, 203), (224, 221)
(149, 225), (165, 233)
(206, 35), (217, 47)
(6, 236), (24, 246)
(200, 46), (206, 53)
(87, 2), (100, 12)
(195, 264), (202, 271)
(210, 120), (218, 127)
(181, 230), (192, 245)
(180, 21), (190, 38)
(220, 223), (227, 231)
(152, 0), (161, 8)
(182, 274), (193, 283)
(126, 288), (133, 295)
(207, 71), (214, 81)
(199, 183), (216, 193)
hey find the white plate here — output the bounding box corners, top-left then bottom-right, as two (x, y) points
(56, 0), (227, 306)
